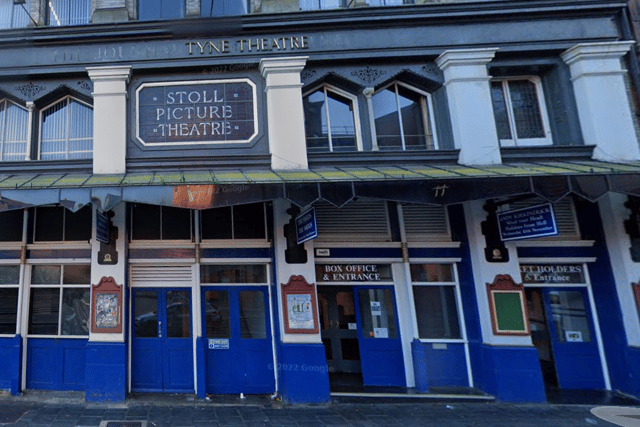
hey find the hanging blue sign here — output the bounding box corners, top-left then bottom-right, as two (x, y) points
(296, 207), (317, 245)
(96, 211), (109, 244)
(497, 203), (558, 241)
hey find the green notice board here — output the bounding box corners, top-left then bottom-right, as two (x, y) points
(492, 291), (526, 333)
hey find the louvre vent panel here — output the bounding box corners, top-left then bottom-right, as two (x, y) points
(507, 198), (580, 240)
(130, 265), (194, 285)
(314, 200), (391, 242)
(402, 204), (451, 242)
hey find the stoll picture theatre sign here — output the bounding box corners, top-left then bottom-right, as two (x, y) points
(136, 79), (258, 146)
(497, 203), (558, 241)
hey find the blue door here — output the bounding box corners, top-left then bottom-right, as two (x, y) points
(543, 288), (605, 389)
(202, 286), (274, 394)
(354, 287), (405, 386)
(131, 288), (194, 393)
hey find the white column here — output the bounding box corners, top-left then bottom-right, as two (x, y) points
(598, 193), (640, 347)
(463, 200), (531, 346)
(87, 66), (132, 175)
(272, 199), (320, 343)
(260, 57), (309, 170)
(436, 49), (501, 166)
(562, 42), (640, 162)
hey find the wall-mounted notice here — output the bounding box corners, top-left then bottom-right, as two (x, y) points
(497, 203), (558, 241)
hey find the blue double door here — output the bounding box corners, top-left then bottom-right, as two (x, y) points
(527, 287), (605, 390)
(318, 286), (405, 387)
(202, 286), (275, 394)
(132, 288), (194, 392)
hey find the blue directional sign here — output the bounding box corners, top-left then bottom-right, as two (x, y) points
(96, 211), (109, 244)
(497, 203), (558, 241)
(296, 207), (318, 245)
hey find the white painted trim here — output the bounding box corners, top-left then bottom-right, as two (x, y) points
(314, 258), (402, 264)
(134, 78), (259, 147)
(583, 274), (612, 390)
(314, 242), (401, 248)
(200, 258), (272, 264)
(128, 242), (194, 248)
(407, 242), (461, 249)
(128, 258), (197, 264)
(26, 243), (92, 250)
(200, 241), (271, 248)
(515, 240), (595, 247)
(409, 258), (463, 263)
(26, 258), (91, 264)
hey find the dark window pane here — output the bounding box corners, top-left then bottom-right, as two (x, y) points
(64, 205), (91, 241)
(166, 290), (191, 338)
(200, 264), (267, 283)
(397, 85), (428, 150)
(358, 289), (397, 339)
(31, 265), (61, 284)
(336, 291), (355, 329)
(0, 266), (19, 284)
(233, 203), (265, 239)
(35, 207), (64, 242)
(201, 207), (232, 239)
(508, 80), (545, 139)
(63, 265), (90, 285)
(373, 87), (402, 150)
(61, 288), (89, 336)
(549, 290), (591, 343)
(204, 290), (230, 338)
(318, 293), (329, 330)
(322, 338), (332, 360)
(340, 338), (360, 361)
(132, 204), (161, 240)
(413, 286), (461, 339)
(162, 207), (191, 240)
(326, 90), (357, 152)
(134, 290), (158, 338)
(0, 288), (18, 334)
(239, 291), (266, 339)
(490, 81), (512, 140)
(410, 264), (454, 282)
(29, 288), (60, 335)
(0, 210), (23, 241)
(304, 90), (330, 153)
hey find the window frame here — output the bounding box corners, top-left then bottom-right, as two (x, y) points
(303, 83), (363, 153)
(491, 76), (552, 147)
(33, 205), (92, 243)
(410, 262), (465, 342)
(0, 264), (21, 336)
(27, 263), (91, 338)
(38, 95), (93, 161)
(130, 204), (194, 243)
(371, 80), (438, 151)
(199, 203), (268, 243)
(0, 98), (29, 162)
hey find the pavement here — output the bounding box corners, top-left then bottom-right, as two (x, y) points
(0, 391), (638, 427)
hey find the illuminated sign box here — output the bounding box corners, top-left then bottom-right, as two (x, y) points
(136, 79), (257, 146)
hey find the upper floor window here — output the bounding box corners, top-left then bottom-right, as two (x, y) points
(39, 95), (93, 160)
(139, 0), (184, 20)
(34, 205), (92, 242)
(201, 0), (245, 16)
(131, 204), (192, 241)
(372, 82), (436, 151)
(490, 77), (551, 147)
(47, 0), (90, 26)
(0, 0), (30, 29)
(300, 0), (343, 10)
(0, 99), (28, 161)
(201, 203), (266, 240)
(303, 84), (361, 153)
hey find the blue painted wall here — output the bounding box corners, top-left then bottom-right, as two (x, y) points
(626, 347), (640, 397)
(27, 339), (87, 391)
(0, 336), (22, 395)
(277, 343), (330, 404)
(412, 340), (468, 389)
(85, 342), (126, 402)
(481, 345), (546, 402)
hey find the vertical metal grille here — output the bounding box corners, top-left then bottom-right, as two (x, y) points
(314, 200), (391, 242)
(48, 0), (90, 26)
(402, 204), (450, 242)
(0, 0), (30, 28)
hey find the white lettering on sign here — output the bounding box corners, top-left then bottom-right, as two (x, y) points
(520, 264), (585, 284)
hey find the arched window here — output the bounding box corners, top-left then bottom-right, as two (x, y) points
(303, 85), (360, 153)
(372, 82), (436, 151)
(0, 99), (28, 161)
(39, 96), (93, 160)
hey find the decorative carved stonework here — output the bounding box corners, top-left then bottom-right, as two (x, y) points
(422, 64), (438, 76)
(77, 81), (92, 91)
(15, 82), (45, 98)
(301, 70), (317, 81)
(351, 66), (387, 84)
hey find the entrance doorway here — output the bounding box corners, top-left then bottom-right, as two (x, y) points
(318, 285), (405, 389)
(201, 286), (274, 394)
(131, 288), (194, 392)
(526, 287), (605, 390)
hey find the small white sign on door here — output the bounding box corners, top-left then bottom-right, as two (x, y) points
(348, 323), (357, 330)
(565, 330), (583, 342)
(374, 327), (388, 338)
(370, 301), (381, 316)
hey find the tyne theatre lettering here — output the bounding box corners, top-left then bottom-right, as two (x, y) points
(136, 79), (257, 146)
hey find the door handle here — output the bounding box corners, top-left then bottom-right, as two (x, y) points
(158, 320), (162, 338)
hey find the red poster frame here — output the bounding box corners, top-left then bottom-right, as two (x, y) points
(91, 276), (123, 334)
(281, 275), (319, 334)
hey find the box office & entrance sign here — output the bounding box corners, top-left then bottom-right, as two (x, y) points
(136, 79), (258, 146)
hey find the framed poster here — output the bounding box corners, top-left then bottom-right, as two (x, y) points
(486, 274), (530, 336)
(91, 276), (123, 334)
(281, 275), (319, 334)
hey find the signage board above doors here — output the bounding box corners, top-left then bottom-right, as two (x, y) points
(136, 79), (257, 146)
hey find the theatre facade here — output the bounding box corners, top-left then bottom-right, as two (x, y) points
(0, 0), (640, 404)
